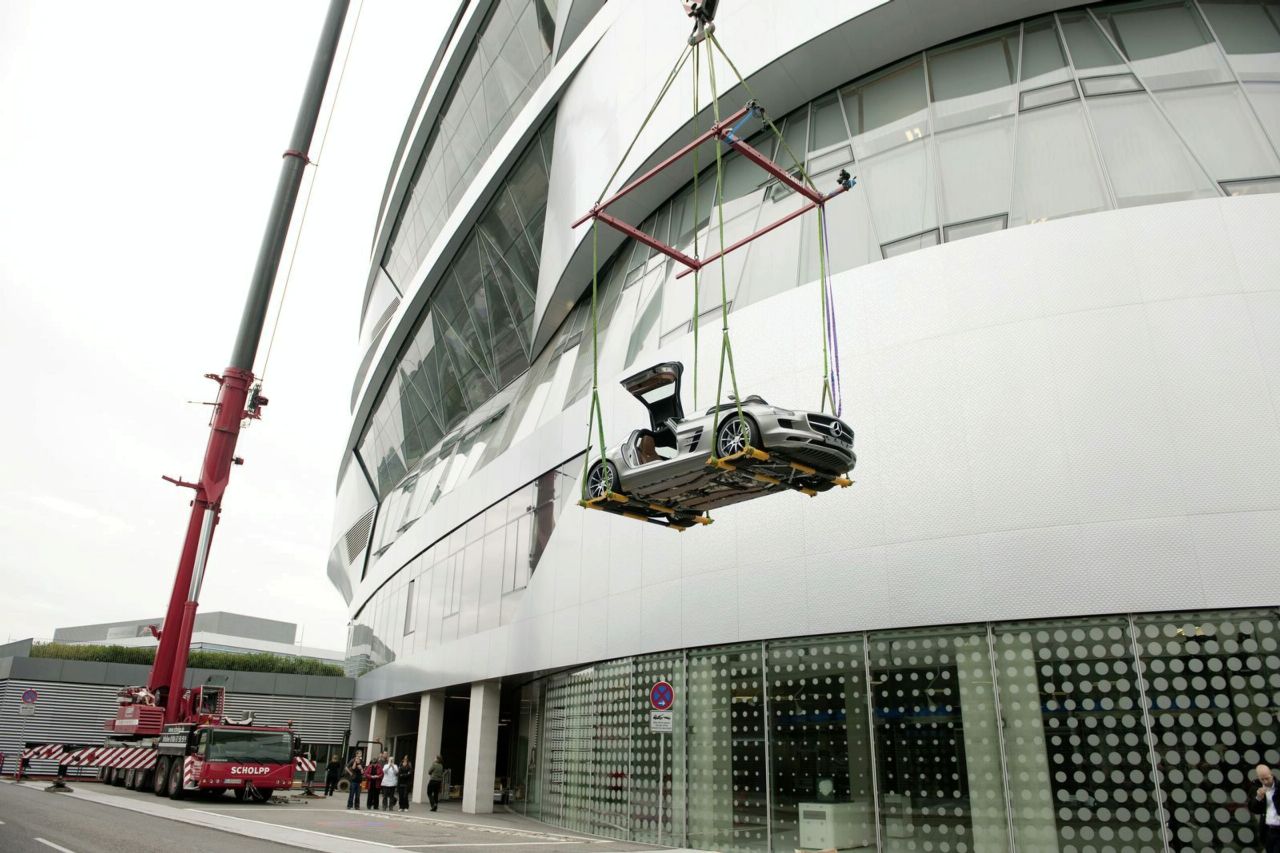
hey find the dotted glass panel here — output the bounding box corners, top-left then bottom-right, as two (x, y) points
(766, 634), (877, 852)
(1133, 609), (1280, 852)
(687, 644), (768, 853)
(869, 625), (1010, 853)
(994, 617), (1163, 853)
(630, 653), (685, 847)
(540, 660), (634, 838)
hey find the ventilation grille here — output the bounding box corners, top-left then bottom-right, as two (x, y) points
(344, 509), (376, 562)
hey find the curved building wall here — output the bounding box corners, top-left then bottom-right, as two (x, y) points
(330, 1), (1280, 847)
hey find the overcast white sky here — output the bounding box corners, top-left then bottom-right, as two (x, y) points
(0, 1), (449, 652)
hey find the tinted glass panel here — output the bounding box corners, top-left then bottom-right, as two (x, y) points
(382, 0), (558, 288)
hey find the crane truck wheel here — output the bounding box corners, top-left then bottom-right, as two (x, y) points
(166, 757), (186, 800)
(124, 768), (137, 789)
(113, 767), (126, 787)
(152, 757), (169, 796)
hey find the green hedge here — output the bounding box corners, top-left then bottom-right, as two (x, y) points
(30, 642), (344, 677)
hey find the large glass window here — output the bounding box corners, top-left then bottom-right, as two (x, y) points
(766, 635), (876, 852)
(360, 117), (556, 499)
(507, 607), (1280, 851)
(927, 27), (1019, 130)
(994, 617), (1166, 853)
(1086, 91), (1218, 206)
(1095, 0), (1234, 90)
(382, 0), (557, 288)
(1199, 0), (1280, 80)
(1134, 609), (1280, 853)
(1011, 99), (1111, 224)
(686, 644), (767, 853)
(870, 627), (1010, 853)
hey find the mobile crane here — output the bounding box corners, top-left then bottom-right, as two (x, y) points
(18, 0), (348, 801)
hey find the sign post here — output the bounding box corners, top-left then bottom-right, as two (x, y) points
(17, 689), (37, 779)
(649, 682), (676, 846)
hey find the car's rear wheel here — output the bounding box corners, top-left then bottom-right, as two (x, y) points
(716, 414), (758, 458)
(585, 461), (620, 500)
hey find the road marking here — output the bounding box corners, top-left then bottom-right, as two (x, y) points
(396, 843), (584, 848)
(188, 810), (404, 848)
(35, 839), (79, 853)
(198, 807), (588, 842)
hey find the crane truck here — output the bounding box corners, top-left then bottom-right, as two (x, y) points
(18, 0), (349, 801)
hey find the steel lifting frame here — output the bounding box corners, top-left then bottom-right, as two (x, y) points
(571, 102), (851, 274)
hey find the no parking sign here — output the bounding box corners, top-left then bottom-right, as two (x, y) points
(649, 681), (674, 710)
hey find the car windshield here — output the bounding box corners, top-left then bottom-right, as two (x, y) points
(206, 731), (292, 763)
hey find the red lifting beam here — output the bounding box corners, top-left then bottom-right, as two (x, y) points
(574, 102), (849, 277)
(571, 105), (751, 231)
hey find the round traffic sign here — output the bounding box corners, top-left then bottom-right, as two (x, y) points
(649, 681), (675, 711)
(20, 689), (37, 704)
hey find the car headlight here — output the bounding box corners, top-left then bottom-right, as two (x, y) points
(770, 407), (797, 417)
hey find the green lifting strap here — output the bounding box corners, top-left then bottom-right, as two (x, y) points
(709, 31), (836, 415)
(704, 36), (747, 463)
(582, 42), (693, 499)
(690, 39), (702, 411)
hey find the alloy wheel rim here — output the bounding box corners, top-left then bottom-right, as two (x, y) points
(587, 464), (611, 498)
(719, 418), (749, 456)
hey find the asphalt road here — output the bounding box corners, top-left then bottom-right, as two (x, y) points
(0, 781), (680, 853)
(0, 782), (300, 853)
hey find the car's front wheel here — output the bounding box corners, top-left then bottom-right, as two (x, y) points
(585, 460), (620, 500)
(716, 414), (759, 458)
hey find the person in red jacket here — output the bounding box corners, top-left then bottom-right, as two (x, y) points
(365, 751), (384, 810)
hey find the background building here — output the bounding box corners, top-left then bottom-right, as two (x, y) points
(51, 611), (345, 666)
(0, 640), (353, 778)
(329, 1), (1280, 850)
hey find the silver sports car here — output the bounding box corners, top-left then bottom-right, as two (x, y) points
(584, 362), (855, 526)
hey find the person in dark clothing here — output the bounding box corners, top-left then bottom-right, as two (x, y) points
(366, 751), (384, 810)
(1250, 764), (1280, 853)
(427, 755), (445, 811)
(324, 756), (342, 796)
(346, 752), (365, 810)
(397, 756), (413, 811)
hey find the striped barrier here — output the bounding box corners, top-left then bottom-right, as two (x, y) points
(22, 744), (312, 777)
(182, 755), (201, 788)
(21, 744), (66, 761)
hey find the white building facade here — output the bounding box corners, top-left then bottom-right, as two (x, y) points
(329, 1), (1280, 850)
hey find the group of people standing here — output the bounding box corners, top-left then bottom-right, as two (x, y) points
(332, 751), (414, 811)
(321, 750), (447, 813)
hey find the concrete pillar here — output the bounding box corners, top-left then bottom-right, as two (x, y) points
(413, 690), (446, 804)
(368, 701), (390, 761)
(462, 680), (501, 814)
